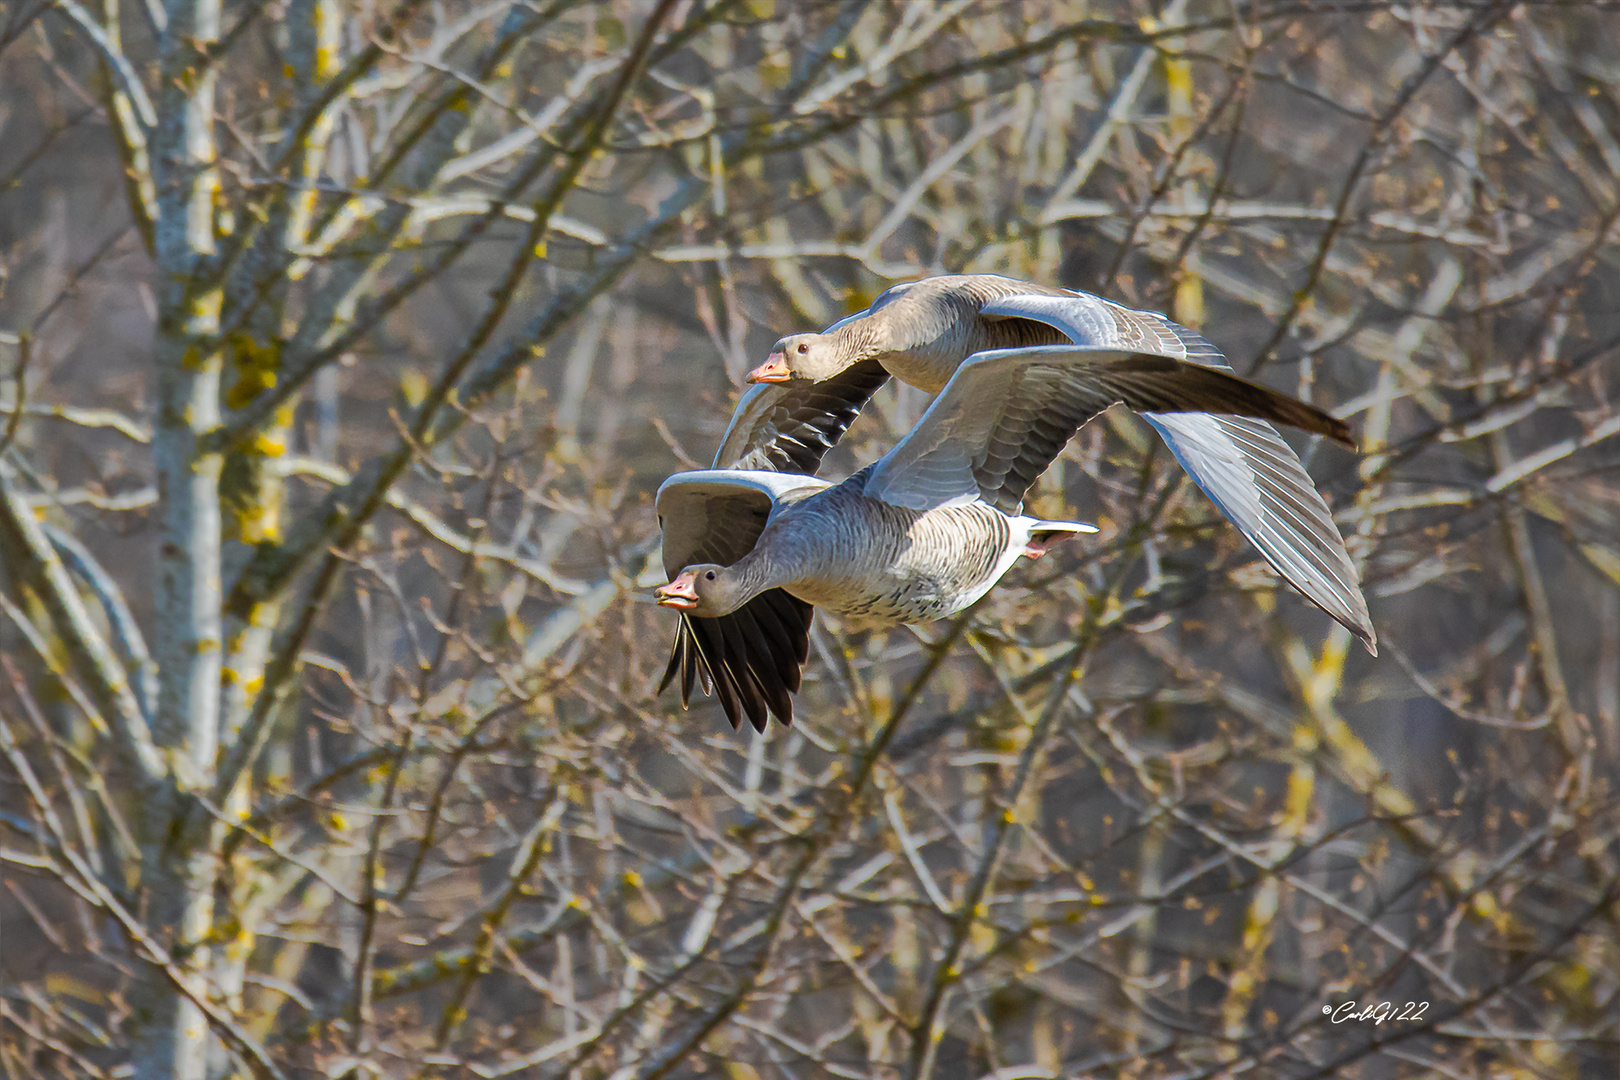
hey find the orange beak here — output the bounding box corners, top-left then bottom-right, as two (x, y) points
(655, 570), (700, 610)
(745, 351), (791, 384)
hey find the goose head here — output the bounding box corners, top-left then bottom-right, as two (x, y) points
(747, 333), (852, 384)
(655, 565), (747, 618)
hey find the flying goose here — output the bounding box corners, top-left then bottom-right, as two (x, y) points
(712, 274), (1376, 654)
(658, 343), (1357, 732)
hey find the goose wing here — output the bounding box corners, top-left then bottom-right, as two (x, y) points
(1143, 413), (1374, 652)
(655, 470), (828, 732)
(983, 293), (1375, 653)
(862, 344), (1349, 514)
(983, 291), (1228, 363)
(712, 359), (889, 474)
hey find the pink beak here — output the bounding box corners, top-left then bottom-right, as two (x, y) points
(655, 570), (700, 610)
(745, 351), (792, 384)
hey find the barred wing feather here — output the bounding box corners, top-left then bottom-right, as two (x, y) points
(985, 293), (1374, 652)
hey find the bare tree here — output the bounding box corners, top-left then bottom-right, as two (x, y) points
(2, 2), (1620, 1078)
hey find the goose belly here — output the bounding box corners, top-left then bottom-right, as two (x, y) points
(781, 500), (1016, 627)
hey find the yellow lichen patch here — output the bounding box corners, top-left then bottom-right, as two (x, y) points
(188, 288), (224, 335)
(313, 0), (340, 80)
(250, 432), (286, 458)
(225, 333), (280, 410)
(1549, 957), (1592, 999)
(1175, 271), (1206, 328)
(235, 503), (281, 544)
(221, 451), (285, 543)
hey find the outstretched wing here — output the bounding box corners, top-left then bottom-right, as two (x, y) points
(983, 291), (1227, 364)
(655, 470), (828, 731)
(1144, 413), (1374, 652)
(862, 345), (1349, 515)
(712, 360), (890, 474)
(985, 293), (1375, 653)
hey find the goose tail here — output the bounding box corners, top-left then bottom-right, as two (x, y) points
(1023, 518), (1097, 560)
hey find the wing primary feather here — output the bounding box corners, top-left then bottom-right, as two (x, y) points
(714, 614), (770, 733)
(657, 617), (702, 707)
(659, 593), (812, 730)
(715, 359), (891, 476)
(656, 475), (822, 729)
(688, 617), (742, 730)
(679, 617), (700, 702)
(730, 606), (795, 726)
(748, 592), (805, 695)
(658, 625), (684, 699)
(1145, 412), (1374, 649)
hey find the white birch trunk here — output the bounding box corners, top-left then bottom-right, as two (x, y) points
(133, 0), (224, 1075)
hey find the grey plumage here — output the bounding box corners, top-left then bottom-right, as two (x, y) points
(657, 342), (1359, 729)
(656, 467), (1086, 732)
(710, 274), (1375, 654)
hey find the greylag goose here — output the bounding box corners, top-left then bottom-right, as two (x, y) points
(713, 274), (1376, 654)
(659, 343), (1355, 732)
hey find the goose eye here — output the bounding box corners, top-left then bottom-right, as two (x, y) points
(704, 570), (716, 581)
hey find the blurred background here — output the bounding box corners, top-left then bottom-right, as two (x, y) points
(2, 1), (1619, 1077)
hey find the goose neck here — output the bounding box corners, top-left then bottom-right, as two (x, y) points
(831, 314), (885, 361)
(714, 549), (783, 614)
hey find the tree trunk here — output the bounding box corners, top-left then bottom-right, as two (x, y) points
(133, 0), (224, 1074)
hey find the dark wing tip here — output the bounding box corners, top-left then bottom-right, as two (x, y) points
(654, 591), (814, 731)
(1290, 403), (1355, 449)
(658, 630), (682, 697)
(1275, 396), (1356, 448)
(1260, 382), (1356, 448)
